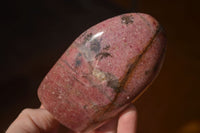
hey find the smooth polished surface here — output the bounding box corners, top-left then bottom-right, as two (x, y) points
(38, 13), (166, 132)
(2, 1), (200, 133)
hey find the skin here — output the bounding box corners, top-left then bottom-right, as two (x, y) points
(6, 104), (137, 133)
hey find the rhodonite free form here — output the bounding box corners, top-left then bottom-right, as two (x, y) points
(38, 13), (166, 132)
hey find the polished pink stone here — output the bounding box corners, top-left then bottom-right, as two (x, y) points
(38, 13), (166, 132)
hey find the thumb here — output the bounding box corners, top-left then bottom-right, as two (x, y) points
(6, 108), (59, 133)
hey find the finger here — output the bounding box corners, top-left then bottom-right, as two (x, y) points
(95, 116), (118, 133)
(6, 108), (59, 133)
(117, 104), (137, 133)
(40, 105), (45, 109)
(40, 105), (74, 133)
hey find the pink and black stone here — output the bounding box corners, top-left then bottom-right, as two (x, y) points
(38, 13), (166, 132)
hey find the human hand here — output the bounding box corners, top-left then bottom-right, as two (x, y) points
(6, 104), (137, 133)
